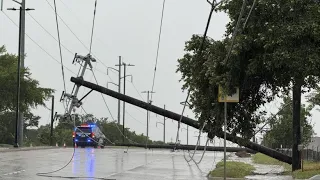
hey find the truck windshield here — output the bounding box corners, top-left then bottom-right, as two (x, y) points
(76, 127), (92, 133)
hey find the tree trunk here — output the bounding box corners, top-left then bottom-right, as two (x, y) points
(292, 79), (302, 171)
(70, 77), (292, 164)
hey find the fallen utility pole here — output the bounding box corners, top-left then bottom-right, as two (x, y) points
(70, 77), (292, 164)
(118, 143), (255, 153)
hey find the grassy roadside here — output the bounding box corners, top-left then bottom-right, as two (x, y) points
(209, 161), (255, 179)
(252, 153), (320, 179)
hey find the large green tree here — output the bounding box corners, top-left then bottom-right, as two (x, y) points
(262, 96), (314, 149)
(177, 0), (320, 170)
(0, 45), (54, 144)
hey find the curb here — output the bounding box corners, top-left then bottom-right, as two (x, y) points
(208, 176), (244, 180)
(0, 146), (59, 153)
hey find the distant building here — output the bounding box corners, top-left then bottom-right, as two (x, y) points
(306, 137), (320, 151)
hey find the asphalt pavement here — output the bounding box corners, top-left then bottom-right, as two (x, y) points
(0, 147), (224, 180)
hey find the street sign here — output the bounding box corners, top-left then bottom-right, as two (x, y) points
(218, 85), (239, 103)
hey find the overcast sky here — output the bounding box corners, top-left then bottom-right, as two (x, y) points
(1, 0), (319, 146)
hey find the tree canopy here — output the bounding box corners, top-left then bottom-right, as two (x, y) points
(262, 96), (314, 149)
(176, 0), (320, 139)
(0, 45), (54, 145)
(0, 45), (54, 112)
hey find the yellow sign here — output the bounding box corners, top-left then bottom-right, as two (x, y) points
(218, 85), (239, 103)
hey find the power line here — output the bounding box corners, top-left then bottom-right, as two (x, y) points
(44, 0), (112, 73)
(26, 12), (74, 55)
(89, 0), (98, 54)
(58, 0), (111, 51)
(150, 0), (166, 101)
(44, 0), (89, 51)
(91, 70), (138, 144)
(1, 11), (76, 75)
(53, 0), (67, 93)
(174, 0), (217, 150)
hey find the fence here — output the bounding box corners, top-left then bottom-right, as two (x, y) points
(279, 147), (320, 161)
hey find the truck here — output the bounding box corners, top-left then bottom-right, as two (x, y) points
(72, 123), (106, 148)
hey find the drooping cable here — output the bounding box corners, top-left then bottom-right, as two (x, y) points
(174, 0), (216, 151)
(183, 121), (207, 163)
(192, 138), (210, 164)
(150, 0), (166, 101)
(53, 0), (67, 93)
(89, 0), (98, 54)
(36, 114), (115, 179)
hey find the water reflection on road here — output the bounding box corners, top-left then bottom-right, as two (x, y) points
(0, 147), (223, 180)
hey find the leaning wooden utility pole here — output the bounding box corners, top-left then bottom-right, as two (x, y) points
(70, 77), (292, 164)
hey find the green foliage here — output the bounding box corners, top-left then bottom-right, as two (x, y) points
(176, 0), (320, 139)
(0, 45), (54, 145)
(210, 161), (255, 178)
(261, 96), (314, 148)
(0, 45), (54, 112)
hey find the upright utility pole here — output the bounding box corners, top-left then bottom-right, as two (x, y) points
(50, 96), (54, 146)
(7, 1), (34, 148)
(108, 56), (122, 125)
(163, 105), (166, 143)
(19, 0), (26, 148)
(142, 90), (155, 147)
(121, 62), (134, 143)
(117, 56), (121, 125)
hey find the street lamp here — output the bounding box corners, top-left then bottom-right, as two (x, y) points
(7, 6), (34, 148)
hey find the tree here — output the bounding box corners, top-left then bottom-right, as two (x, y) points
(262, 96), (314, 149)
(0, 45), (54, 112)
(177, 0), (320, 170)
(0, 45), (54, 145)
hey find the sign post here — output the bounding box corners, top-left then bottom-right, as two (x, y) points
(218, 85), (239, 180)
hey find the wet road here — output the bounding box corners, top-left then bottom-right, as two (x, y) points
(0, 147), (223, 180)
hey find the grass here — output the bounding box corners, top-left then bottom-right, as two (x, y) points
(252, 153), (320, 179)
(0, 144), (11, 148)
(252, 153), (291, 171)
(209, 161), (255, 178)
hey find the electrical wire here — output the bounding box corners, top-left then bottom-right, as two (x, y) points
(89, 0), (98, 54)
(26, 12), (74, 55)
(150, 0), (166, 101)
(37, 105), (116, 179)
(44, 0), (113, 75)
(53, 0), (67, 94)
(243, 0), (257, 29)
(224, 0), (247, 65)
(192, 138), (210, 164)
(183, 121), (207, 163)
(91, 70), (139, 144)
(58, 0), (111, 52)
(1, 11), (76, 75)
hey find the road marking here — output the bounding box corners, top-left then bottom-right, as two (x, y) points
(3, 170), (26, 176)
